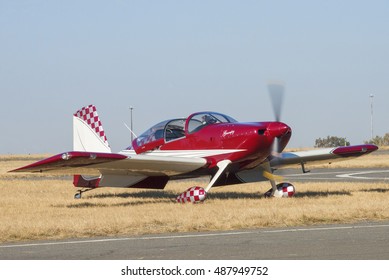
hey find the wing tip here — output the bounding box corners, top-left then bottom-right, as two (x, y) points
(332, 144), (378, 157)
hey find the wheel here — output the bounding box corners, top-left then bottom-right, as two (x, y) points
(74, 192), (82, 199)
(276, 182), (295, 197)
(263, 183), (295, 198)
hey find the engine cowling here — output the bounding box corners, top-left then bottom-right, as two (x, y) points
(176, 186), (207, 203)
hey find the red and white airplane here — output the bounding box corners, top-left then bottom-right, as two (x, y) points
(11, 86), (378, 202)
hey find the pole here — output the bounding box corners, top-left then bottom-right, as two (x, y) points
(369, 94), (374, 141)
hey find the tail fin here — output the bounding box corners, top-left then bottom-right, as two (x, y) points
(73, 105), (111, 153)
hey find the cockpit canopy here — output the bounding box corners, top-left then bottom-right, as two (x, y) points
(130, 112), (237, 151)
(186, 112), (237, 134)
(134, 118), (186, 147)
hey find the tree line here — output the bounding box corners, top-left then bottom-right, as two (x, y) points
(364, 133), (389, 146)
(314, 133), (389, 148)
(314, 136), (350, 148)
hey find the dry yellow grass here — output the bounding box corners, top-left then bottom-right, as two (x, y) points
(1, 177), (389, 243)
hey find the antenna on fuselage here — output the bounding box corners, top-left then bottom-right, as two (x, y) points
(124, 122), (138, 140)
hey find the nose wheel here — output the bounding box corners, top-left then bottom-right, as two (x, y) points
(264, 182), (295, 198)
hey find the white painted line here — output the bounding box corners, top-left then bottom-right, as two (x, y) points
(1, 223), (389, 249)
(0, 231), (251, 249)
(262, 224), (389, 233)
(284, 177), (346, 181)
(283, 169), (389, 181)
(285, 171), (350, 177)
(336, 170), (389, 180)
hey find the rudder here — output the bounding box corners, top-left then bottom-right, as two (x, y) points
(73, 105), (111, 153)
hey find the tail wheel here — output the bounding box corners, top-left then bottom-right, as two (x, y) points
(73, 188), (93, 199)
(74, 191), (82, 199)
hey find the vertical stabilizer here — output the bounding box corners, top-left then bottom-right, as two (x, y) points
(73, 105), (111, 153)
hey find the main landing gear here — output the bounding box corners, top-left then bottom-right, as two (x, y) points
(175, 159), (296, 203)
(176, 160), (231, 203)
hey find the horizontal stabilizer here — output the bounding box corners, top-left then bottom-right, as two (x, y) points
(10, 152), (127, 175)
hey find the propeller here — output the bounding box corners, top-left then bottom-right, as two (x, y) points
(267, 81), (288, 153)
(267, 82), (285, 122)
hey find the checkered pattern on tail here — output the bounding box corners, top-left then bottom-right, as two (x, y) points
(74, 105), (108, 144)
(176, 186), (207, 203)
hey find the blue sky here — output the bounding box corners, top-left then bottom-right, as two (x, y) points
(1, 0), (388, 154)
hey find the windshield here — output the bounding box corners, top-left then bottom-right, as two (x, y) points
(135, 120), (169, 147)
(133, 118), (187, 148)
(165, 119), (186, 142)
(187, 112), (237, 133)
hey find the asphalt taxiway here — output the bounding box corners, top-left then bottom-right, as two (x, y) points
(1, 222), (389, 260)
(281, 167), (389, 183)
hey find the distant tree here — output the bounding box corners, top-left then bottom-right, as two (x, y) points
(314, 136), (350, 148)
(364, 133), (389, 146)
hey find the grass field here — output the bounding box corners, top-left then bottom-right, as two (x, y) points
(1, 153), (389, 243)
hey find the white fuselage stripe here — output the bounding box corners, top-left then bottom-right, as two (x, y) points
(120, 149), (246, 158)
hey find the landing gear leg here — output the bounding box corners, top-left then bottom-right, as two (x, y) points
(176, 160), (231, 203)
(261, 160), (295, 197)
(262, 160), (278, 197)
(205, 160), (232, 192)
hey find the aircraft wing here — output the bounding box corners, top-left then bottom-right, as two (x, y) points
(10, 151), (208, 177)
(270, 144), (378, 169)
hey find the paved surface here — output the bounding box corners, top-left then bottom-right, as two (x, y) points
(281, 167), (389, 183)
(1, 222), (389, 260)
